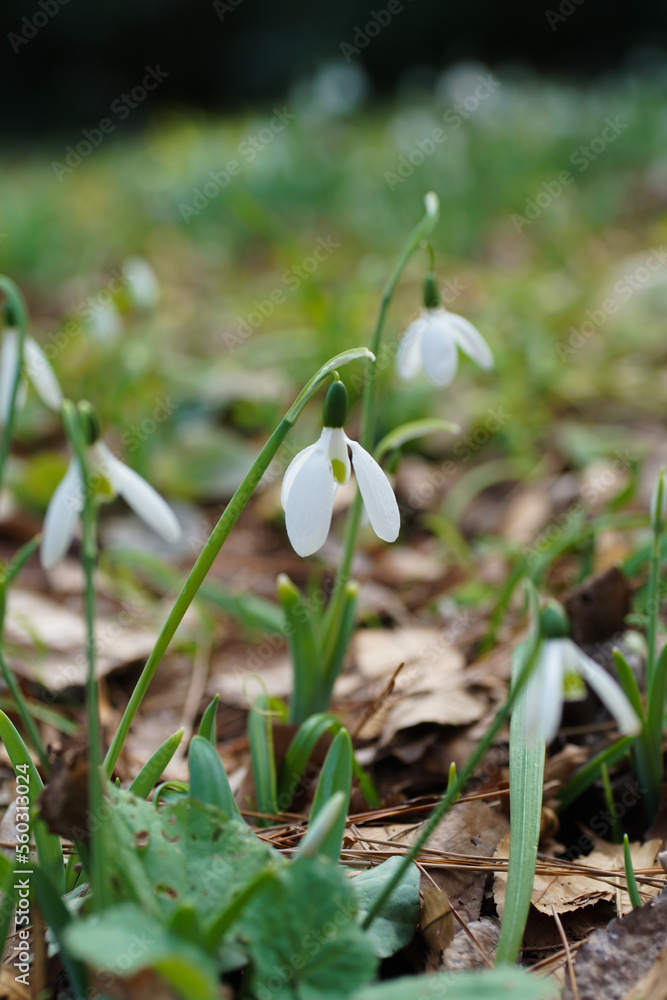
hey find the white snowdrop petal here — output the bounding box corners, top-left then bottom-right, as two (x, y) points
(572, 644), (642, 736)
(420, 311), (459, 387)
(23, 337), (63, 411)
(347, 438), (400, 543)
(538, 641), (567, 743)
(284, 445), (337, 557)
(99, 445), (181, 543)
(446, 313), (494, 370)
(0, 330), (20, 425)
(40, 461), (83, 568)
(396, 318), (425, 381)
(281, 437), (326, 508)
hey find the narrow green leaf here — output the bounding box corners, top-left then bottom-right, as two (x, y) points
(277, 713), (342, 803)
(308, 729), (353, 861)
(0, 709), (64, 892)
(374, 419), (459, 462)
(558, 736), (633, 811)
(612, 649), (644, 722)
(129, 728), (184, 798)
(321, 581), (358, 710)
(495, 641), (545, 966)
(198, 695), (219, 745)
(623, 834), (643, 909)
(0, 854), (16, 960)
(277, 574), (320, 723)
(188, 735), (242, 820)
(248, 690), (278, 823)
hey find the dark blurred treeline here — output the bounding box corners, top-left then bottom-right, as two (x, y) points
(2, 0), (665, 139)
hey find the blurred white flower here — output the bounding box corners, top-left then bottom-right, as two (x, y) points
(524, 637), (641, 744)
(0, 328), (62, 423)
(88, 301), (123, 342)
(41, 441), (181, 568)
(123, 256), (160, 311)
(281, 426), (399, 558)
(397, 306), (493, 388)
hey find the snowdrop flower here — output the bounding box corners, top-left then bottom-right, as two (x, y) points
(281, 380), (400, 557)
(0, 327), (62, 424)
(41, 404), (181, 568)
(524, 603), (641, 744)
(397, 273), (493, 388)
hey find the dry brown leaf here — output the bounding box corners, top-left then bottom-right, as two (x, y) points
(442, 916), (499, 970)
(419, 887), (454, 968)
(5, 589), (159, 690)
(350, 629), (485, 744)
(495, 834), (663, 917)
(0, 965), (31, 1000)
(362, 801), (509, 925)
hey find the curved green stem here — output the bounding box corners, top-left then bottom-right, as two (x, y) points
(62, 401), (106, 908)
(0, 278), (28, 493)
(104, 348), (373, 776)
(323, 193), (440, 661)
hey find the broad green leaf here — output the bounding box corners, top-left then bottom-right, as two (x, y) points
(64, 903), (219, 1000)
(241, 855), (377, 1000)
(352, 968), (559, 1000)
(198, 695), (219, 744)
(0, 710), (64, 892)
(351, 856), (420, 958)
(309, 729), (352, 861)
(129, 728), (184, 798)
(188, 735), (242, 820)
(100, 787), (276, 927)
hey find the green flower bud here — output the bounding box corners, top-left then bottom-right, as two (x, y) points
(538, 601), (570, 640)
(77, 400), (101, 445)
(323, 380), (348, 429)
(3, 302), (19, 328)
(423, 273), (441, 310)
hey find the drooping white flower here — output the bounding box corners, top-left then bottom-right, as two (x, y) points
(281, 381), (400, 558)
(523, 637), (641, 744)
(397, 274), (493, 388)
(0, 328), (62, 424)
(40, 440), (181, 568)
